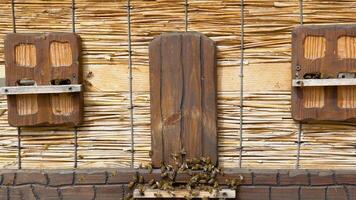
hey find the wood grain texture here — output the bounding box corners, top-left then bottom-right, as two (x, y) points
(4, 33), (82, 126)
(16, 95), (38, 115)
(15, 44), (37, 67)
(292, 25), (356, 122)
(304, 36), (326, 60)
(51, 94), (74, 115)
(337, 86), (356, 108)
(50, 41), (72, 67)
(150, 32), (217, 167)
(303, 87), (324, 108)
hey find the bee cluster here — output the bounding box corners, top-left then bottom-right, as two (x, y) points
(123, 154), (242, 200)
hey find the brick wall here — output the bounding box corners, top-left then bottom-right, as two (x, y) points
(0, 169), (356, 199)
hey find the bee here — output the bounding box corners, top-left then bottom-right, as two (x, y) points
(148, 179), (155, 186)
(169, 169), (177, 180)
(199, 179), (207, 184)
(132, 172), (139, 183)
(151, 183), (158, 189)
(138, 175), (144, 184)
(168, 190), (176, 197)
(166, 165), (173, 171)
(213, 181), (219, 189)
(184, 195), (192, 200)
(138, 185), (145, 196)
(180, 148), (187, 156)
(161, 171), (168, 178)
(145, 163), (153, 174)
(123, 193), (133, 200)
(206, 157), (212, 165)
(191, 190), (200, 197)
(128, 181), (135, 189)
(171, 152), (179, 159)
(191, 158), (200, 165)
(154, 192), (162, 198)
(160, 165), (166, 173)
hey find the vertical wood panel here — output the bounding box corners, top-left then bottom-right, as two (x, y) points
(150, 32), (216, 166)
(160, 33), (183, 165)
(201, 36), (217, 164)
(182, 33), (202, 160)
(149, 38), (163, 167)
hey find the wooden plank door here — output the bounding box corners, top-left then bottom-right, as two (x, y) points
(149, 32), (217, 167)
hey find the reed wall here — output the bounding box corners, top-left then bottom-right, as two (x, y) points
(0, 0), (355, 169)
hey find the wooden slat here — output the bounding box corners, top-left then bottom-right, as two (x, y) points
(0, 85), (82, 95)
(133, 189), (236, 199)
(149, 36), (163, 167)
(182, 33), (202, 160)
(160, 33), (183, 165)
(293, 79), (356, 87)
(201, 35), (217, 165)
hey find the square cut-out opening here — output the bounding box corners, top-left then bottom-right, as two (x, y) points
(16, 95), (38, 115)
(303, 87), (325, 108)
(50, 41), (72, 67)
(337, 86), (356, 108)
(51, 94), (74, 115)
(337, 36), (356, 59)
(15, 44), (36, 67)
(304, 36), (326, 59)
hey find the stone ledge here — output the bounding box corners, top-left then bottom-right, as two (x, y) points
(0, 169), (355, 199)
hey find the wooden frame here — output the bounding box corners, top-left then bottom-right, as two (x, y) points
(292, 25), (356, 122)
(4, 33), (83, 127)
(133, 189), (236, 199)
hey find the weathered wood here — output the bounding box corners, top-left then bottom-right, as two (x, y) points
(4, 33), (82, 126)
(0, 85), (82, 95)
(150, 32), (217, 167)
(160, 33), (183, 165)
(292, 79), (356, 87)
(149, 36), (163, 167)
(292, 25), (356, 122)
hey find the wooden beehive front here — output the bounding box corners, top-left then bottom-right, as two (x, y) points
(149, 32), (217, 167)
(292, 25), (356, 121)
(4, 33), (82, 126)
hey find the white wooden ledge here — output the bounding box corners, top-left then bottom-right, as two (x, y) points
(292, 79), (356, 87)
(133, 188), (236, 199)
(0, 85), (82, 95)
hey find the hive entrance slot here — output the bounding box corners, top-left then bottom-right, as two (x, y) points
(50, 79), (71, 85)
(303, 72), (321, 79)
(16, 79), (36, 86)
(338, 72), (356, 79)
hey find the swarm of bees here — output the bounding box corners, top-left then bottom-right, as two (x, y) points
(123, 151), (243, 200)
